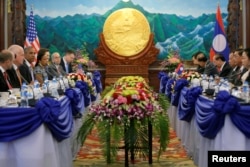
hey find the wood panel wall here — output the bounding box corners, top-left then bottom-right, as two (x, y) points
(246, 0), (250, 48)
(0, 0), (5, 50)
(10, 0), (26, 47)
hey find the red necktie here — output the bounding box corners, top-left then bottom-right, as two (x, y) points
(4, 72), (12, 89)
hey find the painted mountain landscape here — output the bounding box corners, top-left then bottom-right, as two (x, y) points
(30, 0), (228, 60)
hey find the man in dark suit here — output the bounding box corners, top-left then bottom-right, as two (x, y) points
(47, 52), (67, 79)
(196, 51), (219, 76)
(0, 50), (14, 92)
(19, 46), (36, 84)
(7, 45), (25, 88)
(212, 53), (232, 78)
(229, 49), (248, 86)
(60, 50), (75, 74)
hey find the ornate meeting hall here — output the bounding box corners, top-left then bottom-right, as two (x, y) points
(1, 0), (250, 167)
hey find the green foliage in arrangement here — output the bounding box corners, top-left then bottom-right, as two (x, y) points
(77, 76), (170, 163)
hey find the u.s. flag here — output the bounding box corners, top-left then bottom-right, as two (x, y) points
(24, 9), (40, 53)
(210, 5), (230, 61)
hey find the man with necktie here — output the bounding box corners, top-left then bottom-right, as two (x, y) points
(230, 49), (248, 86)
(7, 45), (25, 88)
(212, 53), (232, 78)
(47, 52), (67, 79)
(60, 50), (75, 74)
(19, 46), (36, 85)
(0, 50), (14, 92)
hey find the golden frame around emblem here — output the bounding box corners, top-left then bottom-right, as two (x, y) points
(103, 8), (151, 57)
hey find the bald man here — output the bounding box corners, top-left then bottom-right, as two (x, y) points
(7, 44), (25, 88)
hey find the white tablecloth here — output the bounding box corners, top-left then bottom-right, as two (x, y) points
(168, 105), (250, 167)
(0, 118), (83, 167)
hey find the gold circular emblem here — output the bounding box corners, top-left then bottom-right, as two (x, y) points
(103, 8), (151, 57)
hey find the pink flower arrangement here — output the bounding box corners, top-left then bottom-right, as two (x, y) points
(160, 45), (181, 72)
(88, 76), (164, 124)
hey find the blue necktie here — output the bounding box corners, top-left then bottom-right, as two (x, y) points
(65, 63), (69, 73)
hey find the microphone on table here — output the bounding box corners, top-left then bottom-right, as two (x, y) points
(45, 67), (65, 96)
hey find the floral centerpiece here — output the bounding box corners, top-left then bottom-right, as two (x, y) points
(73, 43), (98, 72)
(160, 45), (181, 73)
(77, 76), (169, 163)
(180, 70), (201, 82)
(67, 72), (96, 96)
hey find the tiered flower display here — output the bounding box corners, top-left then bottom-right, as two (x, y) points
(77, 76), (169, 163)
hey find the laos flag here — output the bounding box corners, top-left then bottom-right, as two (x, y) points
(210, 5), (230, 61)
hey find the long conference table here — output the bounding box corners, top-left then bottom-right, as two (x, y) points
(159, 73), (250, 167)
(0, 71), (102, 167)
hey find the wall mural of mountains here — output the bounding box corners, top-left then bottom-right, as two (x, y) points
(30, 0), (228, 60)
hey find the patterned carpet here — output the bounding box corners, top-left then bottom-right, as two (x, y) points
(73, 127), (197, 167)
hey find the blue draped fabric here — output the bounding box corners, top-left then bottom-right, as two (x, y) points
(178, 86), (202, 122)
(196, 91), (240, 139)
(35, 97), (73, 141)
(158, 71), (168, 93)
(65, 88), (85, 116)
(0, 107), (42, 142)
(0, 87), (86, 142)
(158, 71), (167, 80)
(0, 93), (83, 142)
(160, 75), (169, 94)
(75, 81), (90, 107)
(91, 79), (97, 102)
(36, 97), (61, 123)
(231, 105), (250, 138)
(171, 79), (189, 106)
(165, 78), (175, 100)
(93, 70), (102, 93)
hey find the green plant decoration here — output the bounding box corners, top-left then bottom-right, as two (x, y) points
(77, 76), (170, 163)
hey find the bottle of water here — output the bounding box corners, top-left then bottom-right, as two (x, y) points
(63, 76), (69, 89)
(242, 81), (249, 102)
(58, 75), (65, 91)
(33, 80), (43, 100)
(208, 75), (214, 89)
(50, 77), (59, 98)
(42, 77), (49, 94)
(20, 83), (29, 107)
(219, 79), (230, 93)
(201, 74), (208, 91)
